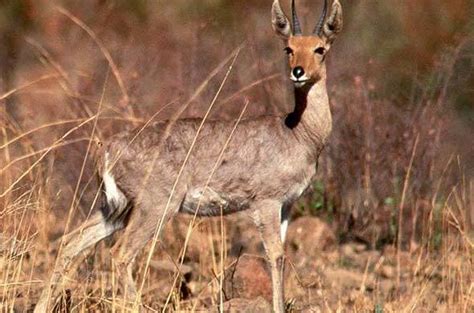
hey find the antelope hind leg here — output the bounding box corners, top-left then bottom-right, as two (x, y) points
(109, 199), (178, 311)
(34, 214), (119, 313)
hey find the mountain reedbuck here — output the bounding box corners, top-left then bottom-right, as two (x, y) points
(35, 0), (343, 312)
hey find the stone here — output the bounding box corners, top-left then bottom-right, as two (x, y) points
(223, 254), (272, 302)
(380, 265), (395, 279)
(222, 297), (272, 313)
(286, 217), (336, 256)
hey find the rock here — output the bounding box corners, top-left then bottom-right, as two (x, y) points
(379, 279), (395, 295)
(222, 297), (272, 313)
(341, 244), (355, 257)
(325, 268), (375, 291)
(149, 259), (193, 276)
(354, 243), (367, 253)
(380, 265), (395, 279)
(286, 217), (336, 255)
(223, 254), (272, 302)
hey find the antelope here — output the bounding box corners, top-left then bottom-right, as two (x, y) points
(35, 0), (343, 312)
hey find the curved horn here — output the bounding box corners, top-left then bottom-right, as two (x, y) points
(292, 0), (303, 36)
(313, 0), (328, 35)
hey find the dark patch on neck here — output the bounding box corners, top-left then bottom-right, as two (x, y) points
(285, 86), (310, 129)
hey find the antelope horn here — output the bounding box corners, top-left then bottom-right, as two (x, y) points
(292, 0), (303, 36)
(313, 0), (328, 35)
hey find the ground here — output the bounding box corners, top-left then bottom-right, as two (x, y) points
(1, 212), (471, 312)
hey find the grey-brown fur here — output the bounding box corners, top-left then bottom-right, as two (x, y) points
(35, 1), (342, 312)
(104, 112), (327, 221)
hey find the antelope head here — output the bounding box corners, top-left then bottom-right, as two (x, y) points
(272, 0), (343, 88)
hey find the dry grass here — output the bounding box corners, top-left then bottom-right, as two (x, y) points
(1, 1), (473, 312)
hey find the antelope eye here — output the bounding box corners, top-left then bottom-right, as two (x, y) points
(284, 47), (294, 55)
(314, 47), (326, 55)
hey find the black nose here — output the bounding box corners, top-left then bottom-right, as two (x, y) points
(292, 66), (305, 79)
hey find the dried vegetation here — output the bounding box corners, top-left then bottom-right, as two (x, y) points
(1, 1), (473, 312)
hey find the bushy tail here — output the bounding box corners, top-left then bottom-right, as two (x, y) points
(100, 174), (132, 227)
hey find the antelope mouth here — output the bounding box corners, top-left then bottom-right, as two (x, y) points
(290, 73), (311, 88)
(291, 78), (310, 88)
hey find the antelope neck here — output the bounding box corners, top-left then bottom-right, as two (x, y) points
(284, 85), (309, 129)
(285, 78), (332, 156)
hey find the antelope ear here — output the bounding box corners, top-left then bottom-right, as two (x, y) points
(321, 0), (343, 44)
(272, 0), (291, 40)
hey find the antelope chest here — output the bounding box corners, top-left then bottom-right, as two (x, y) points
(283, 165), (317, 206)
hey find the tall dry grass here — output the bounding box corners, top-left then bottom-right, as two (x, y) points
(1, 0), (473, 312)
